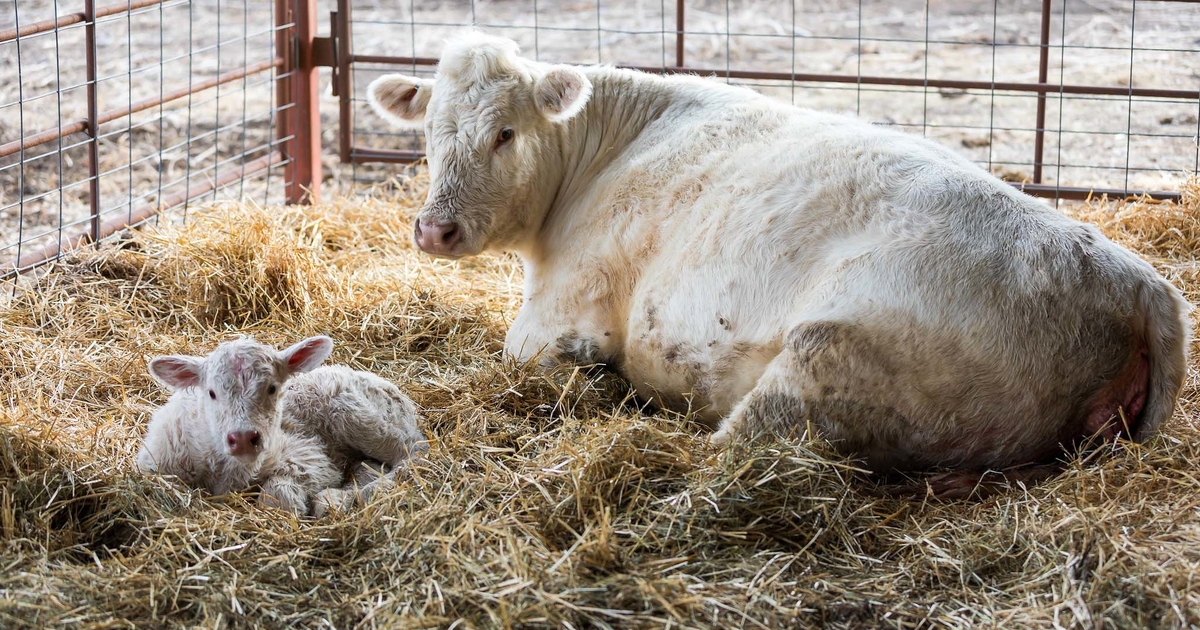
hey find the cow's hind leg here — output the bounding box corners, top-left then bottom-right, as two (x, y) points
(711, 320), (927, 471)
(314, 389), (428, 471)
(923, 463), (1065, 499)
(871, 462), (1066, 501)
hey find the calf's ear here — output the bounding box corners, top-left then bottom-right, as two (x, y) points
(367, 74), (433, 129)
(148, 355), (203, 391)
(534, 66), (591, 123)
(279, 335), (334, 374)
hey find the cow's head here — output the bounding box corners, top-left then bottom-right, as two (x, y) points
(366, 32), (591, 258)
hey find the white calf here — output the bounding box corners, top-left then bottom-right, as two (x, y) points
(136, 336), (427, 515)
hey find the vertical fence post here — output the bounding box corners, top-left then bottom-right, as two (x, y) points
(1032, 0), (1053, 185)
(276, 0), (321, 204)
(84, 0), (102, 241)
(675, 0), (685, 68)
(274, 0), (292, 199)
(336, 0), (353, 164)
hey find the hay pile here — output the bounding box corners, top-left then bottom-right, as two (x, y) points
(2, 172), (1199, 629)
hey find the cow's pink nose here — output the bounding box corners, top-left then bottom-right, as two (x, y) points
(226, 430), (262, 457)
(415, 218), (461, 254)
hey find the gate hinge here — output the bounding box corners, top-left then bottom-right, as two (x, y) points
(315, 10), (344, 97)
(313, 36), (336, 68)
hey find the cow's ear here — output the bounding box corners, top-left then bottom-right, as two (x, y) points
(367, 74), (433, 129)
(278, 335), (334, 374)
(534, 66), (591, 123)
(149, 355), (203, 391)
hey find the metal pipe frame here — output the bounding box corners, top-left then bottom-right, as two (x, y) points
(338, 0), (1198, 202)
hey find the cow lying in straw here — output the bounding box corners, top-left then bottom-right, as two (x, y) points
(137, 336), (428, 516)
(366, 31), (1189, 489)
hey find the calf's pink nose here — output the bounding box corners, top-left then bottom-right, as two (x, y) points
(415, 218), (461, 254)
(226, 430), (262, 456)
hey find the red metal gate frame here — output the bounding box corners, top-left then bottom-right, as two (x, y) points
(324, 0), (1200, 202)
(276, 0), (322, 205)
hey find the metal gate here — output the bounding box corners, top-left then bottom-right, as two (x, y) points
(313, 0), (1200, 203)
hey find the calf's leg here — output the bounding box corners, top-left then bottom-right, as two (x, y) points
(258, 476), (311, 515)
(287, 378), (428, 471)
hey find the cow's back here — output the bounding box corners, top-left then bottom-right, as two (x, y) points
(559, 80), (1175, 447)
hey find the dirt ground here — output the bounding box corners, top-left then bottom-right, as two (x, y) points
(341, 0), (1200, 191)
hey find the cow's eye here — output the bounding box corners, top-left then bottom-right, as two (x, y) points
(496, 127), (514, 146)
(267, 385), (277, 395)
(208, 390), (217, 400)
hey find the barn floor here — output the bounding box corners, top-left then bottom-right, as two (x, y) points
(2, 172), (1199, 629)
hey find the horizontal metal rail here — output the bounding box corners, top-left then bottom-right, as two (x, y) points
(351, 54), (438, 66)
(0, 121), (89, 160)
(350, 55), (1200, 102)
(347, 44), (1194, 201)
(0, 77), (280, 182)
(349, 148), (424, 163)
(345, 145), (1182, 202)
(1, 151), (284, 277)
(0, 0), (167, 44)
(1015, 183), (1181, 202)
(0, 57), (283, 160)
(99, 58), (282, 125)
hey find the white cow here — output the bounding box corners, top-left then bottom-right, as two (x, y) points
(367, 31), (1189, 479)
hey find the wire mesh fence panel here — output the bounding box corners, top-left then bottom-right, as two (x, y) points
(333, 0), (1200, 202)
(0, 0), (296, 277)
(2, 0), (1198, 277)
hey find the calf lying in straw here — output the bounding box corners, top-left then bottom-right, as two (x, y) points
(136, 335), (428, 516)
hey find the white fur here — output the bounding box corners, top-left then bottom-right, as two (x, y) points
(436, 30), (527, 86)
(136, 336), (428, 516)
(366, 75), (434, 130)
(369, 32), (1191, 471)
(534, 67), (592, 122)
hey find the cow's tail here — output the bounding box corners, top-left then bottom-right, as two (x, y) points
(1131, 276), (1190, 442)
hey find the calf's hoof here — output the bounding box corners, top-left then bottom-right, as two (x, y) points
(356, 475), (396, 505)
(708, 427), (735, 448)
(259, 492), (307, 516)
(312, 488), (355, 518)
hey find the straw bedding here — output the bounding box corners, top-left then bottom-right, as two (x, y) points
(2, 172), (1199, 629)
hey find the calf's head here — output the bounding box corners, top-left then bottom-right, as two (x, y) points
(148, 336), (334, 464)
(366, 32), (592, 258)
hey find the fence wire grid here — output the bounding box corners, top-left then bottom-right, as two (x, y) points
(3, 0), (1200, 278)
(0, 0), (295, 278)
(338, 0), (1200, 202)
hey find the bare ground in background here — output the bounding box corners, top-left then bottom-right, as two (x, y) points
(2, 0), (1199, 256)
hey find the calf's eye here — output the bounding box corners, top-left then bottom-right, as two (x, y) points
(496, 128), (514, 146)
(267, 385), (277, 395)
(208, 390), (217, 400)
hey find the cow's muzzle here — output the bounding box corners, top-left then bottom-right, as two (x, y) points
(414, 216), (464, 257)
(225, 429), (262, 461)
